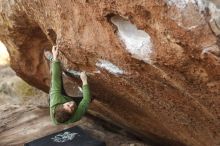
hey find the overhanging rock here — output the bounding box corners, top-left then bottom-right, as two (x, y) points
(0, 0), (220, 146)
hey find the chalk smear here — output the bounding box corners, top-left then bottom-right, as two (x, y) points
(96, 59), (124, 75)
(208, 2), (220, 20)
(166, 0), (190, 9)
(166, 0), (220, 31)
(111, 16), (153, 64)
(166, 0), (220, 19)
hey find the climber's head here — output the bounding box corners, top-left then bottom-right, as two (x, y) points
(54, 101), (77, 123)
(63, 101), (76, 113)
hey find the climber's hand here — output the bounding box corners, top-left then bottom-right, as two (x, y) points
(52, 46), (59, 61)
(80, 71), (88, 85)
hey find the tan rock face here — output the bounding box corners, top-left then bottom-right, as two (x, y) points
(0, 0), (220, 146)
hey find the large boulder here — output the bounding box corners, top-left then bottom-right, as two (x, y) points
(0, 0), (220, 146)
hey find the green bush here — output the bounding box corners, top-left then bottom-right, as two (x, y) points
(15, 80), (35, 97)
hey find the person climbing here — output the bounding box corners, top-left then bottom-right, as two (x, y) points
(45, 45), (91, 124)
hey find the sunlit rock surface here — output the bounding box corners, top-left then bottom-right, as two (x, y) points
(0, 0), (220, 146)
(0, 42), (9, 65)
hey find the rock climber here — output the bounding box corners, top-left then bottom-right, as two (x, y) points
(45, 45), (91, 124)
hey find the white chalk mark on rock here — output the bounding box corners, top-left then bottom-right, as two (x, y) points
(166, 0), (207, 10)
(51, 131), (78, 143)
(208, 2), (220, 20)
(166, 0), (220, 19)
(111, 16), (153, 64)
(64, 69), (101, 77)
(96, 59), (124, 75)
(166, 0), (190, 9)
(165, 0), (220, 31)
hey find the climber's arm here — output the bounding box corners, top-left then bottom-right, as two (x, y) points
(49, 60), (62, 124)
(50, 61), (62, 99)
(66, 72), (91, 123)
(50, 46), (62, 106)
(49, 46), (66, 124)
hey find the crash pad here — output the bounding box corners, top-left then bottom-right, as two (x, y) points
(24, 126), (106, 146)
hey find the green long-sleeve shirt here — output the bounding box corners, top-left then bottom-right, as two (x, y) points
(49, 60), (91, 125)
